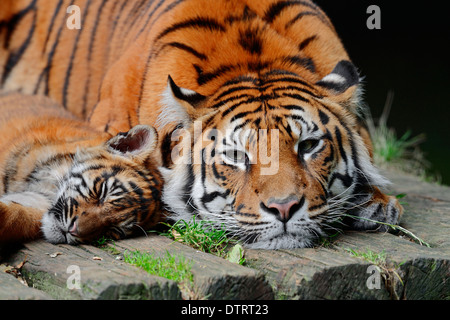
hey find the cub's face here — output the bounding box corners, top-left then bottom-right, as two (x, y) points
(42, 125), (163, 244)
(161, 64), (395, 249)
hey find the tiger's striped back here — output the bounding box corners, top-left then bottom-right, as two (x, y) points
(0, 0), (351, 130)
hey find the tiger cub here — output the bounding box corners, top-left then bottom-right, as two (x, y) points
(0, 94), (164, 244)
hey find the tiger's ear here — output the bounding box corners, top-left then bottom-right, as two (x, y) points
(157, 75), (207, 129)
(106, 125), (158, 162)
(316, 60), (360, 104)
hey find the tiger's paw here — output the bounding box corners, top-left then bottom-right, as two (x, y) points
(345, 187), (403, 232)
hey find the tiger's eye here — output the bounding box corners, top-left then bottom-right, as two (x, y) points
(298, 139), (319, 154)
(226, 149), (248, 164)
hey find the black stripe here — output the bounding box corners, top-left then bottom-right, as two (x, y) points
(161, 132), (173, 168)
(128, 181), (144, 198)
(194, 64), (236, 86)
(225, 5), (256, 24)
(212, 162), (226, 181)
(298, 35), (317, 51)
(125, 0), (147, 24)
(289, 114), (309, 127)
(323, 140), (335, 164)
(2, 144), (31, 193)
(247, 60), (270, 72)
(155, 17), (225, 42)
(282, 92), (310, 103)
(284, 55), (316, 73)
(310, 143), (326, 160)
(62, 0), (92, 109)
(135, 0), (185, 40)
(201, 149), (207, 184)
(135, 0), (162, 38)
(209, 93), (254, 109)
(223, 75), (259, 87)
(82, 0), (108, 118)
(263, 75), (316, 90)
(285, 11), (318, 29)
(201, 189), (230, 205)
(221, 94), (280, 118)
(264, 0), (319, 23)
(330, 172), (353, 188)
(214, 85), (258, 101)
(234, 119), (251, 131)
(238, 27), (263, 55)
(334, 126), (347, 164)
(24, 152), (76, 184)
(318, 109), (330, 125)
(1, 0), (37, 49)
(262, 69), (299, 78)
(308, 201), (326, 211)
(283, 121), (293, 138)
(281, 104), (304, 112)
(182, 163), (197, 214)
(35, 0), (75, 95)
(272, 84), (318, 98)
(230, 111), (253, 122)
(1, 3), (37, 85)
(163, 42), (207, 60)
(42, 0), (64, 54)
(124, 0), (152, 38)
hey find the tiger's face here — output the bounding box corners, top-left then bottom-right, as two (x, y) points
(161, 62), (398, 249)
(42, 125), (164, 244)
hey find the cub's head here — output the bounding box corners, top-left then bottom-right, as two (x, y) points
(42, 125), (164, 244)
(159, 61), (392, 249)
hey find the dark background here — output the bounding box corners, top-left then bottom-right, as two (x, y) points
(315, 0), (450, 185)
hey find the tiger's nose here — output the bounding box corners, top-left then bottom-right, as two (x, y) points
(266, 196), (303, 222)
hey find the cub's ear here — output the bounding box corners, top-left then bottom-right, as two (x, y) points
(106, 125), (158, 161)
(157, 75), (207, 130)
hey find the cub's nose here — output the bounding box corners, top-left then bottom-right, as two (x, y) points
(265, 196), (304, 222)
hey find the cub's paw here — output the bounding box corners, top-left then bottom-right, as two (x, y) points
(346, 188), (403, 232)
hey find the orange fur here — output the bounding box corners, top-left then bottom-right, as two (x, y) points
(0, 94), (163, 244)
(0, 0), (402, 248)
(1, 0), (350, 133)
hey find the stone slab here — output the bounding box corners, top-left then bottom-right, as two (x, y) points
(0, 267), (52, 300)
(112, 235), (274, 300)
(2, 240), (181, 300)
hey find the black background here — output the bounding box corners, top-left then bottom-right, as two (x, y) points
(314, 0), (450, 184)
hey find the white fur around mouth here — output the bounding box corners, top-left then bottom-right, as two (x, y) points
(245, 232), (316, 249)
(41, 213), (78, 244)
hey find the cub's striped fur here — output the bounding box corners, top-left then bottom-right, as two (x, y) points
(0, 0), (402, 248)
(0, 94), (163, 244)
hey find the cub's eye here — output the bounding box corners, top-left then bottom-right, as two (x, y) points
(297, 139), (320, 154)
(225, 149), (249, 165)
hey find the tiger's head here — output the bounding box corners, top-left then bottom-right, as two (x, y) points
(159, 61), (399, 249)
(42, 125), (164, 244)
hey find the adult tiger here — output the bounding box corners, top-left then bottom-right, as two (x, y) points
(0, 0), (402, 248)
(0, 94), (163, 244)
